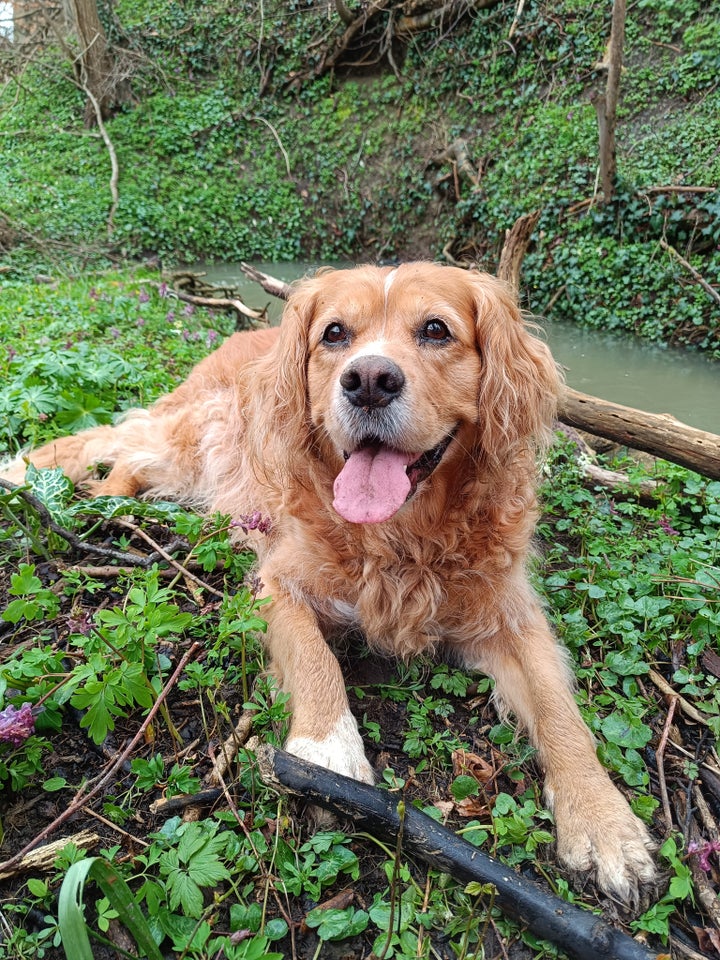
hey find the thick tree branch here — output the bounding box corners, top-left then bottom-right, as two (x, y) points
(559, 389), (720, 481)
(256, 745), (661, 960)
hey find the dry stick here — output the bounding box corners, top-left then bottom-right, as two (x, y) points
(648, 669), (711, 727)
(645, 185), (716, 195)
(256, 745), (664, 960)
(396, 0), (499, 36)
(659, 237), (720, 307)
(82, 79), (119, 235)
(655, 696), (678, 834)
(62, 563), (184, 579)
(149, 788), (223, 816)
(114, 518), (225, 598)
(0, 642), (200, 878)
(0, 478), (153, 567)
(240, 262), (293, 300)
(674, 793), (720, 935)
(166, 287), (267, 323)
(0, 830), (101, 881)
(205, 710), (256, 787)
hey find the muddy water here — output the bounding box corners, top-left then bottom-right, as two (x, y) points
(197, 262), (720, 434)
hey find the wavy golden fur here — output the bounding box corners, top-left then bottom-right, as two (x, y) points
(1, 263), (656, 903)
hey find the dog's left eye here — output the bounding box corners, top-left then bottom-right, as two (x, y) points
(322, 322), (349, 345)
(420, 318), (451, 343)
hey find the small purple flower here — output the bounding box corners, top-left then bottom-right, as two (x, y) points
(207, 329), (219, 346)
(138, 289), (150, 304)
(109, 326), (121, 339)
(68, 611), (93, 636)
(136, 317), (146, 328)
(158, 282), (169, 298)
(245, 573), (265, 597)
(7, 346), (16, 362)
(659, 515), (680, 536)
(688, 839), (720, 872)
(88, 288), (100, 301)
(0, 703), (35, 746)
(183, 303), (195, 317)
(166, 311), (176, 323)
(231, 511), (273, 535)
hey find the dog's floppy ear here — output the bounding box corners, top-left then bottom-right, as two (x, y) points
(469, 272), (561, 464)
(271, 277), (318, 438)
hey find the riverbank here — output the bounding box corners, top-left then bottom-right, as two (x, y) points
(1, 1), (719, 356)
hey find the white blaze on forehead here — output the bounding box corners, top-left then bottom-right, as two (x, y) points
(381, 268), (398, 334)
(383, 268), (397, 302)
(345, 339), (389, 361)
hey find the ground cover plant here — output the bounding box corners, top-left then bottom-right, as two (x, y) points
(1, 275), (720, 959)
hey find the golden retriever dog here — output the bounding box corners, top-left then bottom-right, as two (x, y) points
(2, 263), (656, 902)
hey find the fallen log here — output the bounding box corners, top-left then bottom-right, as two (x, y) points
(255, 744), (664, 960)
(559, 388), (720, 481)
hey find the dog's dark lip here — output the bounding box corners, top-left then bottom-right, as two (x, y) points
(405, 429), (457, 495)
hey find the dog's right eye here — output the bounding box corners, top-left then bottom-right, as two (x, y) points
(322, 322), (349, 345)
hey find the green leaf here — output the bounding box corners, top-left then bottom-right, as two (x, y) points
(600, 711), (653, 749)
(26, 877), (49, 898)
(26, 464), (74, 520)
(58, 857), (162, 960)
(450, 775), (479, 801)
(43, 777), (68, 792)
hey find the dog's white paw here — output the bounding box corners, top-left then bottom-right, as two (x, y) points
(549, 774), (657, 905)
(286, 710), (375, 784)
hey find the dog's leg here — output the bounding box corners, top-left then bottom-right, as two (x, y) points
(466, 600), (656, 904)
(0, 427), (123, 487)
(1, 411), (202, 502)
(261, 584), (374, 784)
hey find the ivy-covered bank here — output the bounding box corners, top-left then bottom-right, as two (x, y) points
(0, 0), (719, 353)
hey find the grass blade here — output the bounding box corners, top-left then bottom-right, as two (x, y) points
(58, 857), (163, 960)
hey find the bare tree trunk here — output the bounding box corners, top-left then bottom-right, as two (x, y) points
(592, 0), (626, 203)
(64, 0), (121, 124)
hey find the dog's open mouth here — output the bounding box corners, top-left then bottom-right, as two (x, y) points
(333, 431), (456, 524)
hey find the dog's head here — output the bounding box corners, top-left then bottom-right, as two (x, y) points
(272, 263), (560, 523)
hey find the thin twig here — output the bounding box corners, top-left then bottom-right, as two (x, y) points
(648, 668), (711, 727)
(81, 79), (119, 235)
(83, 806), (149, 848)
(0, 642), (200, 878)
(660, 237), (720, 306)
(205, 711), (256, 787)
(0, 478), (153, 567)
(209, 744), (298, 959)
(656, 695), (678, 833)
(250, 116), (291, 177)
(115, 518), (225, 598)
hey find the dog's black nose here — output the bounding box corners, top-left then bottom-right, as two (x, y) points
(340, 355), (405, 409)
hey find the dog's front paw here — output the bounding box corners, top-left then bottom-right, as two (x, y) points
(285, 710), (375, 784)
(549, 775), (657, 906)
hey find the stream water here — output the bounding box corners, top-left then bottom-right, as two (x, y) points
(197, 261), (720, 434)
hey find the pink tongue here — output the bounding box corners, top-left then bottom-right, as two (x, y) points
(333, 447), (415, 523)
